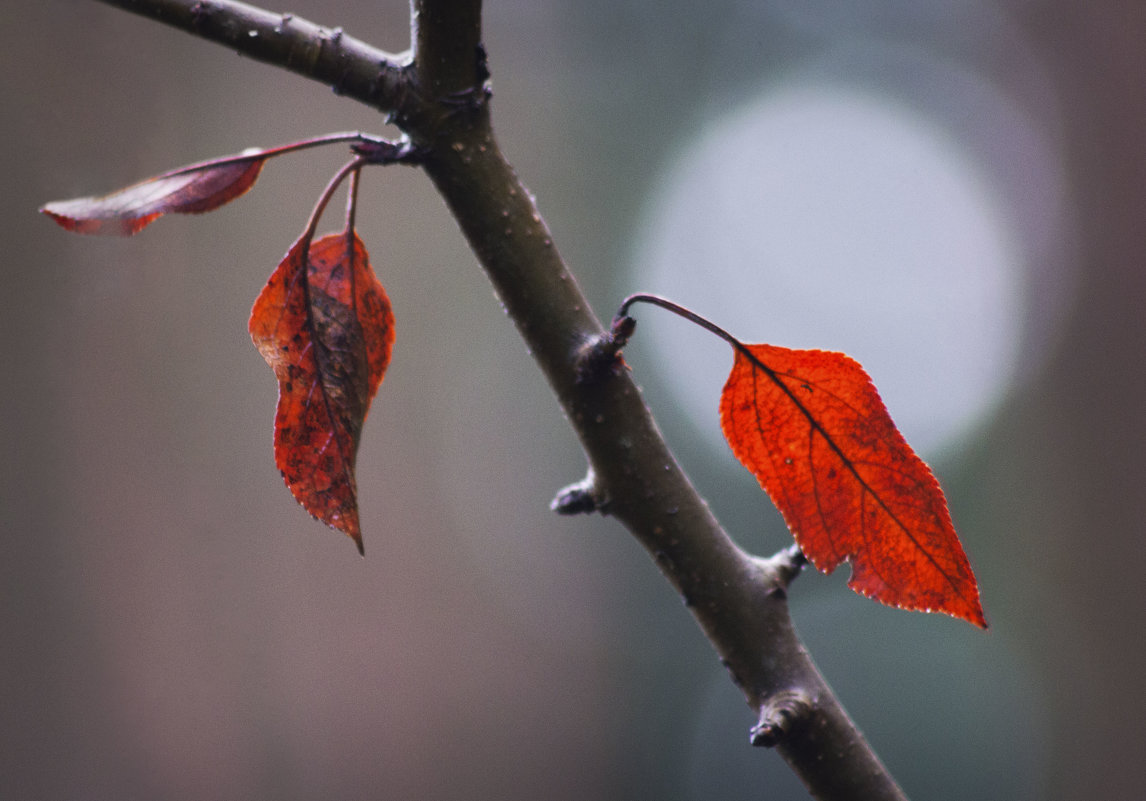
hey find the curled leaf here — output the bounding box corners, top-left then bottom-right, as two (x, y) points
(720, 343), (986, 627)
(249, 228), (394, 553)
(40, 154), (265, 236)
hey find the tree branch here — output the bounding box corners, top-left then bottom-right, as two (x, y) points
(96, 0), (413, 118)
(91, 0), (910, 797)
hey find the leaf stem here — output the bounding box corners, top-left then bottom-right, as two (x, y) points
(345, 164), (362, 234)
(158, 132), (392, 179)
(303, 157), (368, 244)
(616, 293), (743, 350)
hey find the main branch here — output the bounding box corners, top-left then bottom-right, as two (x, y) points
(94, 0), (908, 797)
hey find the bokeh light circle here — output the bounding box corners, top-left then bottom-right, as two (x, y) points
(630, 76), (1052, 456)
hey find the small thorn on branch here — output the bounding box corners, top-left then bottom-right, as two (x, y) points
(550, 470), (605, 515)
(750, 690), (813, 748)
(474, 43), (491, 83)
(752, 544), (808, 598)
(575, 315), (636, 385)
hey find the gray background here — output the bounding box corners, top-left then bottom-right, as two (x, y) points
(4, 1), (1143, 798)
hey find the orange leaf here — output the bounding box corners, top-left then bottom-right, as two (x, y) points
(719, 343), (986, 627)
(249, 229), (394, 553)
(41, 155), (265, 236)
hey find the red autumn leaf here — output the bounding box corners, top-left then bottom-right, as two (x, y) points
(719, 343), (986, 627)
(40, 154), (265, 236)
(249, 227), (394, 553)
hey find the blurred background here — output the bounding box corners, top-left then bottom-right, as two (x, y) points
(4, 0), (1143, 798)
